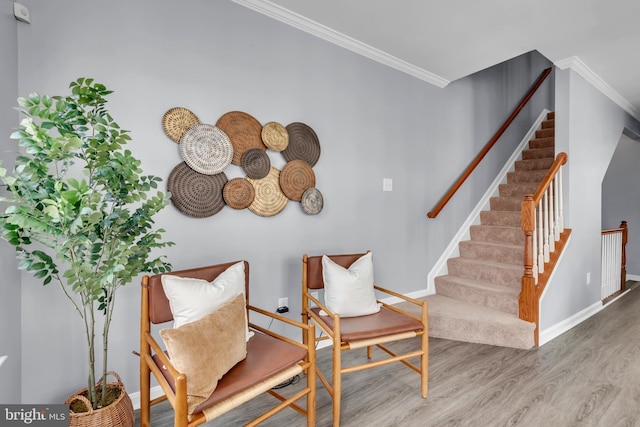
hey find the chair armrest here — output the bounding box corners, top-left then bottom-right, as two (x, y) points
(144, 332), (182, 380)
(303, 290), (337, 318)
(247, 305), (313, 350)
(374, 285), (423, 306)
(373, 285), (427, 324)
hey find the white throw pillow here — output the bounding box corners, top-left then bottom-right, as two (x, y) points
(161, 261), (254, 340)
(322, 252), (380, 317)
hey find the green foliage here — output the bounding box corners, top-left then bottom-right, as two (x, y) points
(0, 78), (174, 409)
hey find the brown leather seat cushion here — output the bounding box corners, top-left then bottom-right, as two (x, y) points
(310, 306), (423, 342)
(152, 330), (307, 414)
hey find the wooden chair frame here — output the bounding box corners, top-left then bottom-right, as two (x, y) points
(140, 261), (316, 427)
(302, 252), (428, 426)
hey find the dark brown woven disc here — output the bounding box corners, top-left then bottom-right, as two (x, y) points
(247, 167), (288, 217)
(179, 124), (233, 175)
(280, 159), (316, 201)
(167, 162), (227, 218)
(282, 122), (320, 167)
(241, 148), (271, 179)
(216, 111), (266, 165)
(301, 187), (323, 215)
(162, 107), (200, 143)
(261, 122), (289, 151)
(223, 177), (255, 210)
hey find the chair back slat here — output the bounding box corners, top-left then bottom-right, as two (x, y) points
(304, 253), (365, 290)
(146, 260), (249, 324)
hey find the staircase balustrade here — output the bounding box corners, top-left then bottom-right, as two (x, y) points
(601, 221), (628, 301)
(520, 152), (570, 345)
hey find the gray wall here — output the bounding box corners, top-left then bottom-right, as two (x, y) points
(11, 0), (554, 402)
(0, 0), (21, 404)
(540, 68), (640, 330)
(602, 134), (640, 277)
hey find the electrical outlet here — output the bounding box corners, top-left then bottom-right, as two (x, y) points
(586, 272), (591, 285)
(278, 297), (288, 308)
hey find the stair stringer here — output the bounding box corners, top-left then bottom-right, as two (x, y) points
(427, 108), (551, 294)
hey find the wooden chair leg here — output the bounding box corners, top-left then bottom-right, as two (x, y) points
(140, 360), (150, 427)
(333, 344), (341, 427)
(421, 331), (429, 398)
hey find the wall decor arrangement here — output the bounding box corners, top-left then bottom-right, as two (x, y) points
(162, 108), (323, 218)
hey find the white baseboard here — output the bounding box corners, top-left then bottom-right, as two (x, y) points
(627, 274), (640, 281)
(129, 386), (165, 411)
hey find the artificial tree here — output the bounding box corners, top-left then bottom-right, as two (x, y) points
(0, 78), (173, 410)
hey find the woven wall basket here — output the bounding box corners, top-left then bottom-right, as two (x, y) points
(66, 372), (134, 427)
(216, 111), (266, 165)
(280, 159), (316, 201)
(162, 107), (200, 143)
(301, 187), (323, 215)
(223, 177), (255, 210)
(241, 148), (271, 179)
(247, 167), (288, 217)
(261, 121), (289, 151)
(282, 122), (320, 167)
(168, 162), (228, 218)
(179, 124), (233, 175)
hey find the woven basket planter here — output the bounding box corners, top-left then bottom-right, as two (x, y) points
(66, 372), (134, 427)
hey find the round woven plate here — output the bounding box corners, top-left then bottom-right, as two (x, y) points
(301, 187), (323, 215)
(223, 177), (255, 210)
(162, 107), (200, 143)
(282, 122), (320, 167)
(167, 162), (228, 218)
(216, 111), (266, 165)
(179, 124), (233, 175)
(261, 122), (289, 152)
(247, 167), (288, 217)
(241, 148), (271, 179)
(280, 159), (316, 201)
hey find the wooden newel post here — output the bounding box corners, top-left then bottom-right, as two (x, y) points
(519, 195), (537, 328)
(621, 220), (628, 291)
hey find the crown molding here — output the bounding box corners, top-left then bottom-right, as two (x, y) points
(555, 56), (640, 121)
(231, 0), (450, 88)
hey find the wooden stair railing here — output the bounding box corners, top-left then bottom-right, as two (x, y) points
(427, 67), (552, 219)
(520, 152), (571, 346)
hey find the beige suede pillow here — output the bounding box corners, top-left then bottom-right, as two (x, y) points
(160, 294), (248, 414)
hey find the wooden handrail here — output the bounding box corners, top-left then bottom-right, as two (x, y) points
(531, 152), (567, 203)
(427, 67), (553, 218)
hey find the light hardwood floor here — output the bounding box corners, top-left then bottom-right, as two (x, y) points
(137, 283), (640, 426)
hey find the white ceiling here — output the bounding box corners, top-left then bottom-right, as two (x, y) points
(233, 0), (640, 119)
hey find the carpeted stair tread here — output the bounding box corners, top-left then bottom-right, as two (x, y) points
(480, 210), (521, 227)
(535, 128), (554, 138)
(396, 295), (535, 349)
(507, 169), (549, 183)
(434, 275), (520, 314)
(459, 239), (523, 264)
(541, 119), (555, 129)
(528, 136), (555, 149)
(522, 146), (554, 160)
(490, 196), (522, 211)
(447, 257), (522, 287)
(515, 157), (554, 171)
(498, 182), (540, 197)
(470, 224), (524, 245)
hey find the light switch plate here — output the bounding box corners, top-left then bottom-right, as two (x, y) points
(383, 178), (393, 191)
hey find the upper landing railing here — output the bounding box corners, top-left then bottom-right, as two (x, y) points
(427, 67), (553, 219)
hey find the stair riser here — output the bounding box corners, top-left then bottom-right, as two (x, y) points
(459, 240), (523, 265)
(507, 169), (548, 183)
(522, 147), (554, 160)
(427, 314), (534, 349)
(515, 157), (554, 171)
(447, 258), (521, 287)
(541, 119), (555, 129)
(535, 128), (554, 138)
(498, 183), (539, 197)
(470, 225), (524, 245)
(480, 211), (520, 227)
(528, 137), (554, 149)
(435, 276), (518, 314)
(490, 197), (521, 211)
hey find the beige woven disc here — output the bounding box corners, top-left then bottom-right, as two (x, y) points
(223, 177), (255, 210)
(280, 159), (316, 201)
(179, 124), (233, 175)
(247, 167), (288, 217)
(216, 111), (266, 165)
(162, 107), (200, 143)
(261, 122), (289, 152)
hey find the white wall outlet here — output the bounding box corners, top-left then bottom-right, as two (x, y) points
(278, 297), (288, 308)
(0, 355), (7, 368)
(14, 3), (31, 24)
(383, 178), (393, 192)
(586, 272), (591, 285)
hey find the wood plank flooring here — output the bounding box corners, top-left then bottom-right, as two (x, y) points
(137, 282), (640, 426)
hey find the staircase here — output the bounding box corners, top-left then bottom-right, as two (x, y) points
(419, 112), (555, 349)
